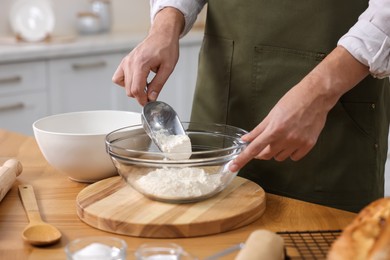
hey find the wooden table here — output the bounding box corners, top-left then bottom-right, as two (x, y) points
(0, 129), (356, 259)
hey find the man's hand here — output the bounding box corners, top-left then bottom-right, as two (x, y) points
(112, 7), (184, 106)
(229, 46), (370, 172)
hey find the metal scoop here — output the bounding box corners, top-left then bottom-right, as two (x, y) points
(141, 101), (186, 151)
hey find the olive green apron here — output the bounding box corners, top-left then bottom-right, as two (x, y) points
(191, 0), (390, 212)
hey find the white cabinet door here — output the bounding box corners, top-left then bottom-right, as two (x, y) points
(0, 61), (46, 95)
(48, 53), (132, 114)
(0, 92), (48, 135)
(0, 61), (48, 135)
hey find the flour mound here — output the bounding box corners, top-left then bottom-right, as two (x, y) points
(135, 167), (222, 199)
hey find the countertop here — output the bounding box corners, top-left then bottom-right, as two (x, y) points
(0, 30), (204, 64)
(0, 129), (356, 259)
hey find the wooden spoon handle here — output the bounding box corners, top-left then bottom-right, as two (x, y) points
(18, 185), (43, 223)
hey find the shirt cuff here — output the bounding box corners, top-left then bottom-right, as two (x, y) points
(338, 20), (390, 79)
(150, 0), (204, 38)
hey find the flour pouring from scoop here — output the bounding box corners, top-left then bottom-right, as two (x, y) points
(142, 101), (191, 160)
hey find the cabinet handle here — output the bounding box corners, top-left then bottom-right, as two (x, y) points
(72, 61), (107, 70)
(0, 76), (22, 85)
(0, 102), (25, 112)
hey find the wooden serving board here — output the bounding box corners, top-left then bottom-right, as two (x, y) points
(76, 176), (266, 238)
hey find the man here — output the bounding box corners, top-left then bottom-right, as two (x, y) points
(113, 0), (390, 212)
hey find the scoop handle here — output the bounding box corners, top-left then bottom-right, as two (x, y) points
(0, 159), (22, 202)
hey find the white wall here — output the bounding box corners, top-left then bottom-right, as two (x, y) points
(0, 0), (151, 37)
(1, 0), (207, 38)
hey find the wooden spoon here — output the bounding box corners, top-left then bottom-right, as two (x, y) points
(18, 184), (62, 246)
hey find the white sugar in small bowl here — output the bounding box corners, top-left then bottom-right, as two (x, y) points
(33, 110), (141, 183)
(105, 122), (248, 203)
(65, 236), (127, 259)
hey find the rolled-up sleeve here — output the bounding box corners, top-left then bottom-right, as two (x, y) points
(150, 0), (206, 37)
(338, 0), (390, 78)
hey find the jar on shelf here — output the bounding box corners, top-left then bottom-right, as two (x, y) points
(76, 12), (101, 35)
(90, 0), (111, 33)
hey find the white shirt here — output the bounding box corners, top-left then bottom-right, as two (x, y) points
(150, 0), (206, 36)
(150, 0), (390, 78)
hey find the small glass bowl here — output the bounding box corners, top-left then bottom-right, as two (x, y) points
(105, 122), (248, 203)
(135, 242), (196, 260)
(65, 236), (127, 260)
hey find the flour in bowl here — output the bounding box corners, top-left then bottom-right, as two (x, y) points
(154, 130), (192, 160)
(135, 167), (222, 199)
(138, 130), (222, 200)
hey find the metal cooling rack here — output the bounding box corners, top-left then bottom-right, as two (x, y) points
(277, 230), (342, 260)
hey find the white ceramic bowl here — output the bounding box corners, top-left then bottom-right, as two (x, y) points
(33, 110), (141, 182)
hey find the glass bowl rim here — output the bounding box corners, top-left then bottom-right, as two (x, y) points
(105, 121), (249, 164)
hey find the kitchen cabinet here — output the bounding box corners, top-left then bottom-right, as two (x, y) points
(0, 61), (48, 135)
(0, 32), (203, 136)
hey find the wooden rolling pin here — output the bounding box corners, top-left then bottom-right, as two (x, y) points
(0, 159), (22, 202)
(235, 229), (285, 260)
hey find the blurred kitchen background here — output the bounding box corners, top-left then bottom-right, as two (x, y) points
(1, 0), (389, 196)
(0, 0), (206, 135)
(0, 0), (151, 36)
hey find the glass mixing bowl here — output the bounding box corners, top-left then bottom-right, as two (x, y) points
(105, 122), (248, 203)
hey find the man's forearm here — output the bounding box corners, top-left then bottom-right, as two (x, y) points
(150, 7), (185, 40)
(302, 46), (370, 112)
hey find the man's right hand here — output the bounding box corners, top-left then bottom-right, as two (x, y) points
(112, 7), (185, 106)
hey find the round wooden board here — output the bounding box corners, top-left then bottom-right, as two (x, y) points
(76, 176), (266, 238)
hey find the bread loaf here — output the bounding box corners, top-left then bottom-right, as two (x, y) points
(327, 197), (390, 260)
